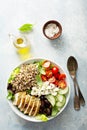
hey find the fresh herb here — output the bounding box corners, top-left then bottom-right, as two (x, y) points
(19, 23), (33, 32)
(38, 60), (45, 66)
(36, 75), (43, 87)
(39, 67), (46, 75)
(7, 91), (14, 101)
(8, 67), (20, 83)
(35, 60), (46, 75)
(26, 89), (31, 94)
(35, 60), (44, 67)
(35, 114), (48, 122)
(50, 63), (54, 69)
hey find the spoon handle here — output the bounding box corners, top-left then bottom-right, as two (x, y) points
(74, 95), (80, 110)
(74, 77), (85, 106)
(73, 80), (80, 110)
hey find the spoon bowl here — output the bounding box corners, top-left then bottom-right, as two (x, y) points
(67, 56), (78, 76)
(67, 56), (85, 110)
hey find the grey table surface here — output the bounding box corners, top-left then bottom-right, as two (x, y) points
(0, 0), (87, 130)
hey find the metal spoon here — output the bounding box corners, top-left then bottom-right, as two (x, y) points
(67, 56), (85, 110)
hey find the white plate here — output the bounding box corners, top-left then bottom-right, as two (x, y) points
(7, 58), (70, 122)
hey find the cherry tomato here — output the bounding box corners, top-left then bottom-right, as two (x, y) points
(52, 66), (59, 74)
(42, 61), (51, 69)
(54, 73), (60, 79)
(54, 80), (59, 87)
(58, 74), (66, 80)
(46, 70), (53, 78)
(48, 76), (56, 83)
(58, 80), (66, 89)
(41, 75), (47, 81)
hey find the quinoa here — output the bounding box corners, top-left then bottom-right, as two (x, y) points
(9, 63), (39, 93)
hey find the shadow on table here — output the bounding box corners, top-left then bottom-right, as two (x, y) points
(49, 35), (68, 50)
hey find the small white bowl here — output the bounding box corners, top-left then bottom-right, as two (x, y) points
(7, 58), (70, 122)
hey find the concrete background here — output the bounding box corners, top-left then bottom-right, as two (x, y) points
(0, 0), (87, 130)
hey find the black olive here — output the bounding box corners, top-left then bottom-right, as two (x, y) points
(40, 95), (45, 100)
(43, 108), (52, 116)
(46, 108), (52, 116)
(39, 97), (52, 116)
(41, 100), (45, 107)
(7, 83), (12, 90)
(45, 100), (51, 107)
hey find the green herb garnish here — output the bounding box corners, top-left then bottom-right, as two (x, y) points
(7, 91), (14, 101)
(19, 23), (33, 32)
(38, 60), (44, 66)
(35, 60), (46, 75)
(39, 67), (45, 75)
(26, 89), (31, 94)
(36, 75), (43, 87)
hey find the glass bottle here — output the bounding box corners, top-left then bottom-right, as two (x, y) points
(9, 34), (31, 60)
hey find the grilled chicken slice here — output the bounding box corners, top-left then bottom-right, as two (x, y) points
(13, 92), (26, 106)
(13, 92), (41, 116)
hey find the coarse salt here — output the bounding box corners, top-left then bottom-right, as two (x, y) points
(45, 23), (59, 38)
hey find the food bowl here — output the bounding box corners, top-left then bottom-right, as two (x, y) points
(43, 20), (62, 40)
(7, 58), (70, 122)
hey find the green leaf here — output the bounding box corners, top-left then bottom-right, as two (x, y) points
(38, 60), (45, 66)
(8, 67), (20, 83)
(35, 61), (44, 68)
(35, 60), (46, 75)
(36, 75), (43, 87)
(50, 64), (54, 69)
(35, 114), (48, 122)
(39, 67), (46, 75)
(26, 89), (31, 94)
(35, 62), (39, 68)
(19, 23), (33, 32)
(7, 91), (14, 101)
(8, 76), (15, 84)
(52, 105), (59, 116)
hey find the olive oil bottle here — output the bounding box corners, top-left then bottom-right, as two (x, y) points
(11, 34), (31, 60)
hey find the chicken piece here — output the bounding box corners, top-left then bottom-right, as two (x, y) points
(13, 92), (26, 106)
(13, 92), (41, 116)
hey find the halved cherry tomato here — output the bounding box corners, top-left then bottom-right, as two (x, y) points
(42, 61), (51, 69)
(58, 80), (66, 89)
(52, 66), (59, 74)
(54, 73), (60, 79)
(48, 76), (56, 83)
(41, 75), (47, 81)
(54, 80), (59, 87)
(58, 74), (66, 80)
(46, 70), (53, 78)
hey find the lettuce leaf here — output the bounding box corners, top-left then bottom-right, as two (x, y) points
(8, 67), (20, 83)
(7, 91), (14, 101)
(36, 114), (48, 121)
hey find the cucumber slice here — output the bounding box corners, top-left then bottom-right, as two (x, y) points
(56, 96), (66, 108)
(56, 102), (63, 107)
(58, 107), (61, 111)
(58, 86), (69, 95)
(57, 94), (64, 102)
(46, 95), (55, 106)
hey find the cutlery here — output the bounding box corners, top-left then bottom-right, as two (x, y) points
(67, 56), (85, 110)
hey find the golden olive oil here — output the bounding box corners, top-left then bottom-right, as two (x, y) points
(13, 36), (31, 60)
